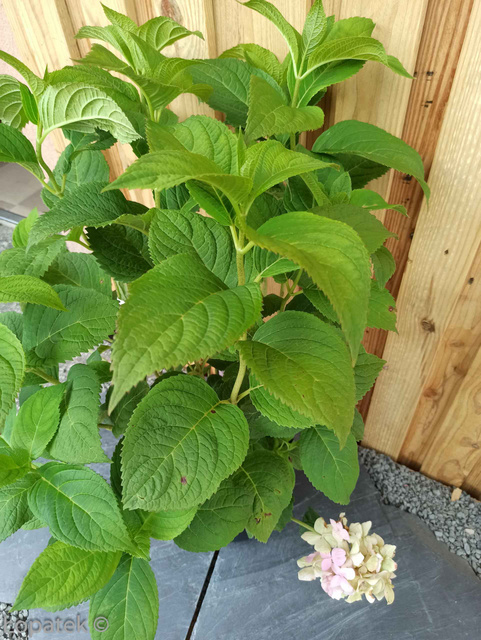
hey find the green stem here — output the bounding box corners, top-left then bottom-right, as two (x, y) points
(289, 76), (302, 151)
(291, 518), (316, 533)
(280, 269), (303, 311)
(230, 227), (249, 404)
(27, 368), (61, 385)
(236, 384), (262, 403)
(230, 354), (247, 404)
(98, 424), (113, 431)
(154, 189), (161, 208)
(36, 124), (62, 195)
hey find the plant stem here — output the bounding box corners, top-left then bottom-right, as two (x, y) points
(27, 368), (61, 385)
(230, 354), (247, 404)
(236, 384), (262, 403)
(289, 76), (302, 151)
(230, 227), (249, 404)
(280, 269), (303, 312)
(154, 189), (161, 208)
(291, 518), (316, 533)
(36, 124), (63, 195)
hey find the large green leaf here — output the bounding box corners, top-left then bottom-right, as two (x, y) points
(302, 0), (327, 57)
(48, 365), (109, 464)
(10, 384), (64, 459)
(38, 83), (139, 143)
(245, 75), (324, 141)
(239, 450), (295, 542)
(244, 211), (371, 357)
(295, 60), (365, 107)
(28, 463), (135, 552)
(0, 474), (36, 543)
(350, 188), (407, 217)
(312, 120), (429, 197)
(43, 252), (113, 298)
(238, 312), (355, 444)
(241, 140), (331, 205)
(144, 507), (197, 541)
(148, 209), (241, 287)
(174, 473), (253, 552)
(12, 542), (121, 611)
(106, 149), (252, 205)
(242, 0), (301, 66)
(89, 555), (159, 640)
(250, 376), (312, 429)
(300, 426), (359, 504)
(138, 14), (202, 50)
(0, 438), (30, 488)
(0, 123), (43, 178)
(354, 346), (385, 401)
(0, 324), (25, 429)
(0, 75), (26, 128)
(29, 183), (129, 246)
(368, 283), (397, 331)
(23, 284), (118, 364)
(371, 246), (396, 289)
(0, 275), (66, 310)
(0, 238), (66, 278)
(121, 375), (250, 511)
(110, 253), (262, 408)
(324, 16), (375, 41)
(220, 43), (284, 85)
(0, 50), (45, 95)
(110, 381), (149, 438)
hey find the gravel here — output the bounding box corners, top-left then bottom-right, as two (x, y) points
(0, 602), (28, 639)
(360, 446), (481, 578)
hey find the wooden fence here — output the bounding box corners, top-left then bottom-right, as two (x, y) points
(2, 0), (481, 497)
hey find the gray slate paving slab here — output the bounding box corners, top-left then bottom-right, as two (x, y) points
(192, 468), (481, 640)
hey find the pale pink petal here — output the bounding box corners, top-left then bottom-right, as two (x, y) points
(321, 558), (332, 571)
(331, 547), (347, 567)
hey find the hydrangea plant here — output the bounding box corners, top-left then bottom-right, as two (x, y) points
(0, 0), (427, 634)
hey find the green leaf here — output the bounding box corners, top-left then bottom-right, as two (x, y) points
(145, 507), (197, 541)
(38, 83), (140, 143)
(238, 312), (355, 444)
(0, 275), (66, 310)
(245, 75), (324, 141)
(220, 44), (284, 85)
(239, 450), (295, 542)
(86, 225), (152, 283)
(307, 35), (411, 78)
(186, 182), (233, 226)
(101, 4), (138, 32)
(29, 183), (129, 246)
(371, 246), (396, 289)
(241, 0), (301, 66)
(110, 253), (262, 408)
(138, 14), (203, 50)
(0, 123), (43, 178)
(303, 287), (339, 324)
(0, 238), (66, 278)
(250, 377), (312, 429)
(12, 207), (39, 248)
(324, 16), (375, 41)
(10, 384), (64, 459)
(48, 365), (109, 464)
(312, 120), (429, 197)
(0, 438), (30, 488)
(43, 252), (112, 298)
(354, 346), (385, 401)
(275, 496), (294, 532)
(302, 0), (327, 57)
(252, 247), (298, 280)
(0, 75), (26, 128)
(122, 375), (249, 511)
(0, 324), (25, 429)
(367, 283), (397, 331)
(294, 60), (364, 107)
(174, 473), (253, 552)
(244, 211), (371, 357)
(312, 204), (395, 254)
(23, 284), (118, 364)
(28, 462), (135, 552)
(350, 188), (407, 216)
(110, 380), (149, 438)
(351, 408), (364, 441)
(147, 116), (238, 174)
(19, 83), (38, 124)
(12, 541), (121, 611)
(148, 209), (242, 287)
(241, 140), (331, 204)
(0, 50), (44, 95)
(300, 426), (359, 504)
(89, 555), (159, 640)
(0, 474), (37, 543)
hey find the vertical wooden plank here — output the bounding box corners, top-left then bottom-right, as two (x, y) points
(359, 0), (474, 417)
(363, 1), (481, 462)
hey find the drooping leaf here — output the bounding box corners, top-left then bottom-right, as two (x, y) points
(28, 463), (135, 552)
(249, 376), (312, 429)
(89, 555), (159, 640)
(48, 365), (109, 464)
(244, 211), (371, 357)
(0, 438), (30, 488)
(245, 75), (324, 141)
(12, 541), (121, 611)
(371, 246), (396, 289)
(138, 15), (203, 50)
(300, 426), (359, 504)
(220, 43), (284, 85)
(312, 120), (429, 197)
(0, 275), (66, 310)
(10, 384), (64, 459)
(23, 284), (118, 364)
(0, 123), (43, 178)
(0, 474), (37, 543)
(0, 75), (26, 128)
(110, 253), (262, 408)
(354, 346), (385, 401)
(121, 375), (250, 511)
(43, 252), (113, 298)
(0, 49), (45, 95)
(0, 324), (25, 429)
(350, 188), (407, 216)
(368, 283), (397, 331)
(238, 312), (355, 444)
(12, 207), (39, 248)
(0, 238), (66, 278)
(38, 83), (140, 143)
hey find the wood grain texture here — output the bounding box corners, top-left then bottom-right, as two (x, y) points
(360, 0), (474, 410)
(363, 1), (481, 472)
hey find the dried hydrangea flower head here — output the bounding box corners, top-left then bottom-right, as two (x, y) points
(297, 514), (397, 604)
